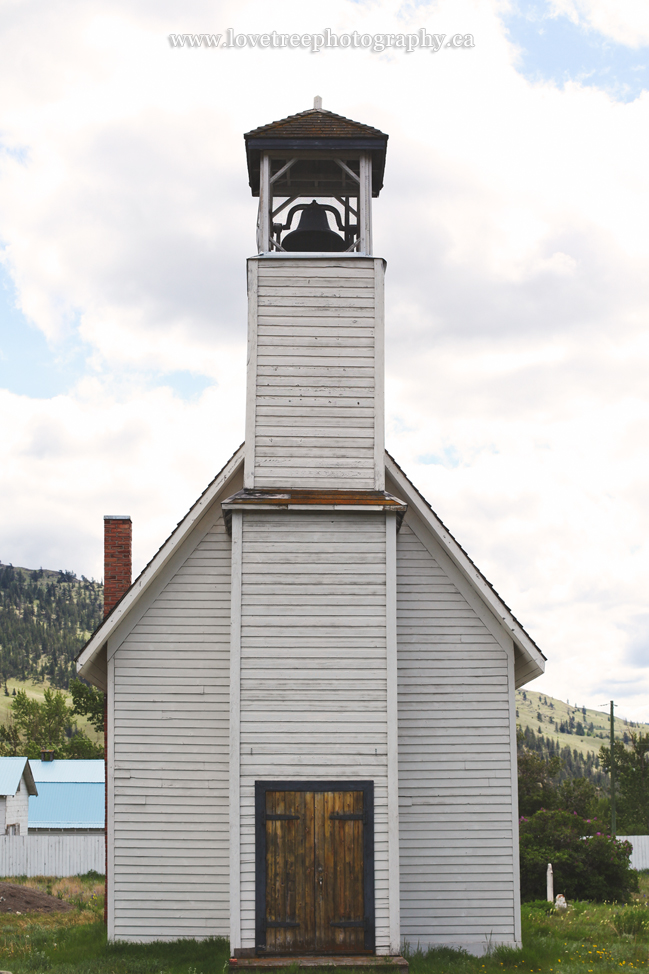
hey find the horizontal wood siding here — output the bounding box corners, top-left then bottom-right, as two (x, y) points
(239, 511), (390, 950)
(0, 834), (105, 877)
(252, 259), (381, 489)
(112, 515), (231, 941)
(396, 521), (517, 951)
(4, 780), (29, 835)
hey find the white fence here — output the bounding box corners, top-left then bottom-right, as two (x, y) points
(618, 835), (649, 871)
(0, 834), (105, 877)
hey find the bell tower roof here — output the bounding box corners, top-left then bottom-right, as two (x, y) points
(244, 104), (388, 197)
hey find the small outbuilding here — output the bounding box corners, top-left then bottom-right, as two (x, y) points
(0, 757), (37, 835)
(28, 759), (104, 833)
(78, 103), (545, 957)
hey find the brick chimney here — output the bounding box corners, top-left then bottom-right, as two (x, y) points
(103, 515), (132, 617)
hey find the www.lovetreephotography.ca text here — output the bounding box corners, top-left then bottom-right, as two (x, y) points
(168, 29), (476, 53)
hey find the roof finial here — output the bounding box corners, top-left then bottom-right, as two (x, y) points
(313, 95), (322, 110)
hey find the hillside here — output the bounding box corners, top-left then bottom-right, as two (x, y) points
(0, 562), (103, 689)
(516, 688), (649, 758)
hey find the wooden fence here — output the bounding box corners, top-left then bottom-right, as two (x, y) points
(0, 834), (105, 877)
(618, 835), (649, 871)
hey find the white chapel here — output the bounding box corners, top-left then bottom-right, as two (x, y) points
(77, 102), (545, 959)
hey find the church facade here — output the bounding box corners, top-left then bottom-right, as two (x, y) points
(77, 104), (544, 957)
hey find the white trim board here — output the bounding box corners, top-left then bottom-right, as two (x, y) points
(373, 258), (386, 491)
(385, 512), (400, 953)
(107, 654), (115, 940)
(244, 260), (259, 489)
(229, 511), (243, 951)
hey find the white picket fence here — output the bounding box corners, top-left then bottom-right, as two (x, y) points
(618, 835), (649, 871)
(0, 834), (105, 877)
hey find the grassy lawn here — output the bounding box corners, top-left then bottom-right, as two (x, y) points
(3, 874), (649, 974)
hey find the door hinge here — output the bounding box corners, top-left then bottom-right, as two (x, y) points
(264, 920), (300, 928)
(330, 918), (367, 928)
(329, 812), (365, 821)
(264, 813), (300, 822)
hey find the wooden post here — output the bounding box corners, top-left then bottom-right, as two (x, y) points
(359, 153), (372, 254)
(546, 862), (553, 902)
(257, 153), (271, 253)
(610, 700), (616, 835)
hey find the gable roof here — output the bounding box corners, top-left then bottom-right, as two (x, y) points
(76, 444), (245, 688)
(77, 445), (544, 690)
(30, 759), (104, 783)
(244, 106), (388, 197)
(0, 757), (37, 797)
(244, 107), (387, 141)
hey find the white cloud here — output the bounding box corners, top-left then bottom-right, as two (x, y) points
(0, 358), (245, 579)
(549, 0), (649, 47)
(1, 0), (649, 718)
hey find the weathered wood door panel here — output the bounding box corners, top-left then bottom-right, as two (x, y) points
(256, 781), (374, 954)
(264, 790), (314, 952)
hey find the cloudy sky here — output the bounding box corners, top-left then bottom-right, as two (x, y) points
(1, 0), (648, 718)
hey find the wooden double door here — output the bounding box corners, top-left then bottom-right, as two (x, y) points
(255, 781), (375, 954)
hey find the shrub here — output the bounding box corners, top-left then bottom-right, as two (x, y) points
(523, 899), (557, 915)
(519, 808), (639, 902)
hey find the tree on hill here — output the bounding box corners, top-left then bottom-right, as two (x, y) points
(517, 727), (606, 820)
(69, 679), (105, 733)
(0, 687), (103, 759)
(517, 744), (561, 816)
(517, 724), (608, 788)
(600, 733), (649, 834)
(0, 564), (103, 689)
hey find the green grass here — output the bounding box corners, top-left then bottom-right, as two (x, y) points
(0, 921), (230, 973)
(5, 875), (649, 974)
(403, 878), (649, 974)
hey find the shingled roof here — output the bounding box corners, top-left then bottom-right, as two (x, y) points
(244, 105), (388, 197)
(244, 107), (387, 141)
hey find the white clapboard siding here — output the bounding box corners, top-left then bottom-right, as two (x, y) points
(238, 510), (390, 950)
(0, 834), (104, 877)
(396, 520), (517, 951)
(3, 777), (29, 835)
(247, 257), (384, 489)
(112, 514), (231, 942)
(618, 837), (649, 870)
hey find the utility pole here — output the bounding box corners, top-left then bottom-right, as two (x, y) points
(610, 700), (616, 835)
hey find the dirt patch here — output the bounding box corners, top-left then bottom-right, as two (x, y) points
(0, 881), (74, 914)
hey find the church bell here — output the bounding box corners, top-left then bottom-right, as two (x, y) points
(281, 200), (346, 253)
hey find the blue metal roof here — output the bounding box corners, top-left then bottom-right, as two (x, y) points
(0, 757), (37, 796)
(28, 781), (104, 829)
(29, 759), (104, 783)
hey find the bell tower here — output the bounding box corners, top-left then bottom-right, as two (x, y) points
(241, 100), (389, 492)
(224, 102), (403, 960)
